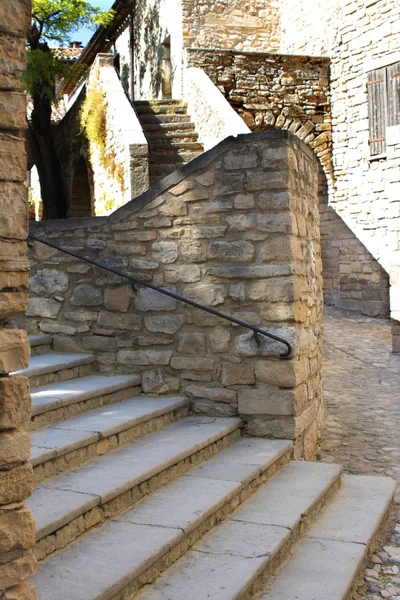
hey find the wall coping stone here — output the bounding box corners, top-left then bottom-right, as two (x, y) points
(186, 47), (330, 64)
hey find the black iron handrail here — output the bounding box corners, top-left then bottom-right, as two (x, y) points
(28, 233), (292, 358)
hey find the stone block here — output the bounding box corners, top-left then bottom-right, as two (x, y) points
(0, 376), (30, 429)
(170, 357), (215, 371)
(0, 34), (26, 90)
(129, 259), (159, 270)
(209, 327), (231, 353)
(70, 285), (103, 307)
(164, 265), (201, 283)
(0, 429), (30, 467)
(26, 297), (60, 319)
(178, 333), (206, 355)
(104, 286), (135, 312)
(117, 349), (173, 366)
(1, 583), (39, 600)
(246, 278), (298, 302)
(0, 0), (31, 37)
(258, 191), (290, 211)
(29, 269), (69, 295)
(170, 179), (194, 196)
(135, 287), (177, 312)
(151, 241), (179, 264)
(235, 328), (297, 358)
(221, 363), (255, 386)
(234, 193), (255, 209)
(144, 314), (184, 334)
(82, 336), (117, 352)
(195, 171), (215, 186)
(0, 259), (29, 290)
(0, 329), (29, 374)
(0, 550), (37, 591)
(0, 291), (29, 318)
(0, 91), (27, 131)
(0, 463), (33, 505)
(0, 507), (36, 553)
(259, 236), (294, 262)
(208, 241), (255, 262)
(182, 284), (226, 306)
(224, 152), (258, 170)
(141, 370), (179, 394)
(0, 182), (28, 239)
(185, 384), (237, 403)
(97, 310), (141, 331)
(180, 241), (207, 263)
(255, 358), (308, 388)
(238, 385), (307, 416)
(178, 188), (209, 202)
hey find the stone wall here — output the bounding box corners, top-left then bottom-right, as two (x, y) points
(23, 131), (323, 459)
(279, 0), (397, 319)
(0, 0), (38, 597)
(182, 0), (280, 53)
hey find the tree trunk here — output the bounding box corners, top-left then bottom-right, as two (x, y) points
(30, 94), (67, 220)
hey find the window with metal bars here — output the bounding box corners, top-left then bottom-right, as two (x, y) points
(367, 61), (400, 156)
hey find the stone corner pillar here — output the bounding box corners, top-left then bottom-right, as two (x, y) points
(0, 0), (39, 597)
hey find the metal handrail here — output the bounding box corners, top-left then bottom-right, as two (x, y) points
(28, 233), (292, 358)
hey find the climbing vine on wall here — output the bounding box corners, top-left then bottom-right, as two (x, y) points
(80, 85), (125, 192)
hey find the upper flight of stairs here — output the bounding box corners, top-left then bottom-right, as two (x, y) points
(12, 335), (396, 600)
(134, 99), (204, 186)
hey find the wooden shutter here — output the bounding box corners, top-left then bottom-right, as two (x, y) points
(387, 61), (400, 127)
(367, 68), (387, 155)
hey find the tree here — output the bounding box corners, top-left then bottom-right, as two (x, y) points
(25, 0), (113, 219)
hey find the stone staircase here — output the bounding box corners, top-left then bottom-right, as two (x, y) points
(13, 336), (396, 599)
(134, 99), (204, 186)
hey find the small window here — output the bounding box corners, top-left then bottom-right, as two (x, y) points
(367, 61), (400, 156)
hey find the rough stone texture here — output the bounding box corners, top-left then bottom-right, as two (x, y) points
(0, 0), (37, 594)
(22, 131), (323, 459)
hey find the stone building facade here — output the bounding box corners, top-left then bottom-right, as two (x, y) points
(51, 0), (398, 331)
(0, 0), (38, 598)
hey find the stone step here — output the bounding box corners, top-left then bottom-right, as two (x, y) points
(134, 461), (342, 600)
(12, 352), (95, 388)
(142, 122), (197, 134)
(149, 141), (204, 153)
(28, 416), (242, 561)
(135, 99), (184, 107)
(28, 334), (53, 356)
(146, 131), (199, 144)
(29, 374), (141, 431)
(149, 150), (203, 165)
(135, 104), (187, 115)
(258, 474), (396, 600)
(139, 114), (191, 125)
(31, 438), (293, 598)
(31, 396), (189, 484)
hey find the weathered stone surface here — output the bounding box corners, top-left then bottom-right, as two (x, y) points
(118, 349), (173, 366)
(82, 336), (117, 352)
(180, 241), (207, 263)
(209, 327), (231, 353)
(246, 278), (297, 302)
(151, 242), (179, 264)
(144, 314), (184, 334)
(221, 363), (255, 386)
(97, 310), (141, 331)
(182, 284), (226, 306)
(185, 385), (237, 403)
(164, 265), (201, 283)
(235, 329), (297, 358)
(0, 330), (29, 374)
(0, 377), (30, 429)
(0, 92), (26, 131)
(0, 292), (29, 318)
(0, 0), (31, 37)
(135, 287), (177, 312)
(0, 134), (26, 183)
(26, 298), (60, 319)
(141, 369), (180, 394)
(0, 430), (30, 467)
(178, 333), (206, 355)
(255, 358), (308, 388)
(0, 550), (37, 590)
(129, 259), (159, 270)
(208, 241), (255, 262)
(234, 193), (255, 209)
(29, 270), (69, 295)
(171, 357), (215, 371)
(207, 265), (293, 279)
(0, 464), (33, 505)
(238, 385), (306, 416)
(0, 34), (26, 90)
(70, 285), (103, 307)
(0, 508), (36, 553)
(1, 582), (39, 600)
(0, 182), (28, 240)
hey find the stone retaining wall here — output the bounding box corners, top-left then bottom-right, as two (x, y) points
(0, 0), (38, 597)
(22, 131), (323, 459)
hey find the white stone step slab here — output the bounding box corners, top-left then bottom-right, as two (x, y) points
(134, 462), (342, 600)
(28, 334), (52, 348)
(13, 352), (95, 378)
(32, 439), (291, 599)
(258, 474), (396, 600)
(30, 396), (189, 467)
(29, 416), (241, 540)
(31, 374), (141, 417)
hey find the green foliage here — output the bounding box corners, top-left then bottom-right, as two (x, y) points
(80, 85), (125, 192)
(31, 0), (114, 46)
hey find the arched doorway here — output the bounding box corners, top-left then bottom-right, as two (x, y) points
(69, 156), (93, 217)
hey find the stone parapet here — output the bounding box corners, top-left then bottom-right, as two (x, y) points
(0, 0), (38, 597)
(22, 131), (323, 459)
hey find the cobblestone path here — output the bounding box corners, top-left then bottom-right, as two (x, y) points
(321, 307), (400, 599)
